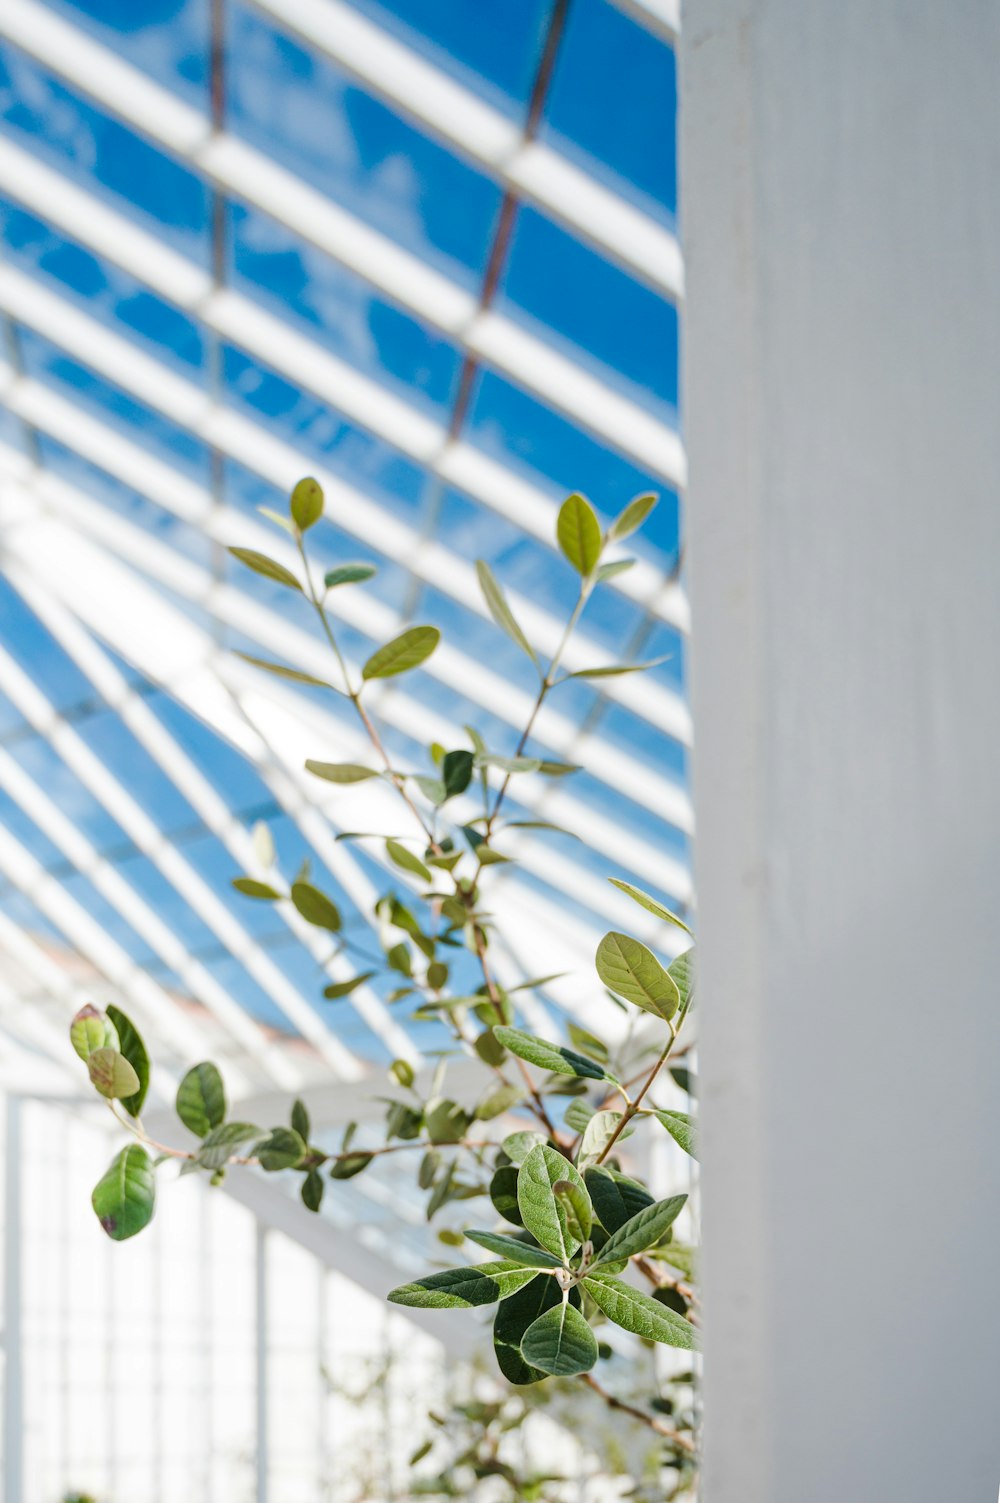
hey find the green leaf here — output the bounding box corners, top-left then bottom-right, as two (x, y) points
(489, 1165), (522, 1224)
(176, 1063), (227, 1139)
(475, 561), (538, 665)
(501, 1130), (547, 1165)
(564, 1099), (595, 1134)
(291, 881), (342, 932)
(464, 1230), (563, 1269)
(234, 652), (339, 691)
(362, 626), (440, 680)
(258, 505), (297, 536)
(92, 1145), (155, 1241)
(590, 1195), (687, 1268)
(607, 879), (693, 936)
(536, 760), (582, 777)
(475, 1084), (524, 1121)
(389, 1058), (415, 1089)
(291, 1098), (310, 1142)
(256, 1127), (306, 1172)
(668, 948), (696, 1012)
(425, 1098), (470, 1143)
(517, 1145), (588, 1261)
(564, 657), (669, 680)
(493, 1027), (613, 1083)
(323, 971), (375, 999)
(521, 1299), (598, 1376)
(652, 1109), (699, 1161)
(197, 1122), (263, 1171)
(228, 547), (302, 591)
(474, 754), (542, 774)
(553, 1179), (592, 1242)
(290, 476), (323, 531)
(105, 1006), (149, 1118)
(305, 760), (379, 784)
(388, 1262), (540, 1309)
(324, 562), (376, 589)
(556, 493), (602, 576)
(583, 1273), (698, 1350)
(301, 1168), (324, 1212)
(385, 840), (432, 883)
(565, 1023), (608, 1064)
(442, 749), (474, 798)
(87, 1048), (140, 1101)
(329, 1151), (373, 1180)
(578, 1110), (623, 1165)
(494, 1275), (567, 1384)
(595, 558), (636, 583)
(608, 491), (658, 542)
(70, 1005), (118, 1061)
(232, 877), (283, 900)
(595, 932), (680, 1020)
(584, 1165), (654, 1234)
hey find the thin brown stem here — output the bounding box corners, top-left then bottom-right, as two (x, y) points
(596, 1023), (678, 1166)
(581, 1373), (696, 1454)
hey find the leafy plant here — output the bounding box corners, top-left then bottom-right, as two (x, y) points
(68, 480), (699, 1453)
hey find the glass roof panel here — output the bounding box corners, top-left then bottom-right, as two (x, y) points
(42, 0), (211, 108)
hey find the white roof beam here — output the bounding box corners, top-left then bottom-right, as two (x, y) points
(0, 0), (687, 490)
(246, 0), (683, 300)
(0, 152), (688, 635)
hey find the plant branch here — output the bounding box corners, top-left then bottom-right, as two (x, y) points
(595, 1021), (679, 1166)
(581, 1373), (696, 1454)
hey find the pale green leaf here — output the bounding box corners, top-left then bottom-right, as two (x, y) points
(517, 1144), (588, 1260)
(234, 652), (340, 691)
(252, 820), (275, 868)
(668, 948), (696, 1012)
(70, 1005), (118, 1062)
(228, 547), (302, 591)
(475, 560), (538, 665)
(521, 1299), (598, 1376)
(197, 1122), (263, 1171)
(305, 760), (379, 783)
(362, 626), (440, 680)
(92, 1144), (155, 1241)
(578, 1110), (623, 1165)
(608, 491), (658, 541)
(652, 1109), (699, 1161)
(501, 1131), (547, 1165)
(87, 1048), (140, 1101)
(475, 1083), (524, 1121)
(607, 879), (693, 936)
(583, 1273), (698, 1350)
(385, 840), (432, 883)
(464, 1230), (563, 1269)
(557, 492), (602, 576)
(553, 1179), (592, 1243)
(565, 656), (669, 680)
(493, 1027), (614, 1083)
(389, 1262), (540, 1309)
(595, 932), (680, 1020)
(290, 476), (323, 531)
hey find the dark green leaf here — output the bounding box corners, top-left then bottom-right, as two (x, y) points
(176, 1063), (227, 1139)
(464, 1230), (563, 1269)
(388, 1262), (539, 1309)
(257, 1127), (306, 1171)
(301, 1168), (324, 1212)
(584, 1165), (654, 1234)
(305, 760), (379, 784)
(583, 1274), (698, 1350)
(232, 877), (283, 900)
(607, 879), (693, 936)
(362, 626), (440, 680)
(291, 1098), (310, 1142)
(489, 1165), (522, 1225)
(442, 749), (474, 798)
(590, 1195), (687, 1268)
(70, 1004), (117, 1061)
(228, 547), (302, 591)
(564, 1099), (595, 1134)
(608, 491), (658, 541)
(517, 1144), (588, 1260)
(329, 1152), (373, 1180)
(493, 1027), (613, 1083)
(92, 1145), (155, 1241)
(290, 476), (323, 531)
(556, 493), (602, 576)
(425, 1098), (470, 1143)
(197, 1122), (263, 1171)
(385, 840), (432, 883)
(105, 1006), (149, 1118)
(87, 1048), (140, 1101)
(521, 1299), (598, 1376)
(652, 1109), (698, 1161)
(475, 560), (538, 665)
(389, 1058), (415, 1089)
(291, 881), (342, 932)
(595, 932), (680, 1021)
(494, 1275), (565, 1384)
(323, 971), (375, 999)
(536, 760), (582, 777)
(324, 562), (376, 589)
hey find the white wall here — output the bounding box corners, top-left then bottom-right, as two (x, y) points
(682, 3), (1000, 1500)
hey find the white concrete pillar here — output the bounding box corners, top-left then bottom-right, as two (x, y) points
(682, 4), (1000, 1499)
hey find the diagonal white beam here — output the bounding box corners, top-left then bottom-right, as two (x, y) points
(7, 571), (420, 1066)
(0, 0), (687, 489)
(609, 0), (681, 44)
(246, 0), (683, 300)
(0, 154), (688, 639)
(0, 412), (691, 832)
(0, 477), (692, 903)
(0, 638), (360, 1083)
(0, 325), (690, 740)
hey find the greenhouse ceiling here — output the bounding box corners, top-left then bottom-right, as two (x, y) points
(0, 0), (687, 1105)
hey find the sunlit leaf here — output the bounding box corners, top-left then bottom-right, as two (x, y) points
(493, 1027), (613, 1083)
(607, 879), (693, 935)
(464, 1230), (563, 1269)
(234, 652), (340, 691)
(362, 626), (440, 679)
(553, 1178), (592, 1242)
(291, 881), (342, 932)
(232, 877), (283, 900)
(386, 840), (432, 883)
(556, 493), (602, 576)
(70, 1004), (118, 1062)
(608, 491), (658, 542)
(87, 1048), (140, 1101)
(590, 1195), (687, 1268)
(583, 1273), (698, 1350)
(290, 476), (323, 531)
(521, 1299), (597, 1376)
(92, 1145), (155, 1241)
(595, 933), (680, 1021)
(578, 1110), (623, 1165)
(653, 1109), (699, 1161)
(228, 547), (302, 591)
(501, 1130), (547, 1165)
(564, 656), (669, 680)
(305, 760), (379, 783)
(475, 561), (538, 665)
(517, 1144), (589, 1260)
(388, 1262), (539, 1309)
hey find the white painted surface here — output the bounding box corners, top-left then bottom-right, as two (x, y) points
(682, 3), (1000, 1499)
